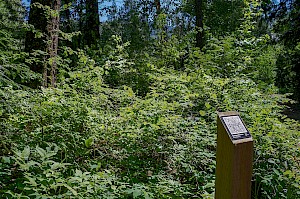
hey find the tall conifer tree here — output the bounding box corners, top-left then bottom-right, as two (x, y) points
(84, 0), (100, 46)
(195, 0), (204, 48)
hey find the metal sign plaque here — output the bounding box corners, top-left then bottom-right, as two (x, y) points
(221, 115), (251, 140)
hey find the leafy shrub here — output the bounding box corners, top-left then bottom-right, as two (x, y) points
(1, 29), (299, 199)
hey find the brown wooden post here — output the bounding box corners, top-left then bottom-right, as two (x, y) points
(215, 111), (253, 199)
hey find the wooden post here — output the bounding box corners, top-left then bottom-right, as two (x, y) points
(215, 111), (253, 199)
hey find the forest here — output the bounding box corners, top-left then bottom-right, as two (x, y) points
(0, 0), (299, 198)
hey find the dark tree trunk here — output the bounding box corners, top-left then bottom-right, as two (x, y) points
(84, 0), (100, 46)
(78, 0), (83, 48)
(63, 0), (72, 33)
(25, 0), (51, 73)
(154, 0), (161, 15)
(195, 0), (204, 48)
(48, 0), (61, 87)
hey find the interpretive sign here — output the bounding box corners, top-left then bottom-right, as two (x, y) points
(215, 111), (253, 199)
(221, 115), (251, 140)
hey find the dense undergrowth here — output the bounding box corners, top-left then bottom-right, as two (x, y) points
(1, 35), (300, 198)
(1, 0), (300, 198)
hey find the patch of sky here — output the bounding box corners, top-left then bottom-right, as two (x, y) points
(22, 0), (124, 22)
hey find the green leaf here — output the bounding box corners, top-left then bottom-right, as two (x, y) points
(273, 168), (280, 176)
(2, 156), (11, 164)
(51, 162), (62, 170)
(25, 175), (37, 187)
(75, 169), (82, 177)
(199, 110), (206, 116)
(63, 184), (78, 196)
(144, 191), (152, 199)
(133, 189), (142, 198)
(85, 137), (94, 148)
(22, 146), (31, 160)
(36, 146), (46, 159)
(205, 102), (211, 109)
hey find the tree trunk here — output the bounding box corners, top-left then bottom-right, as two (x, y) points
(63, 0), (72, 33)
(195, 0), (204, 48)
(78, 0), (83, 48)
(154, 0), (161, 15)
(85, 0), (100, 46)
(48, 0), (61, 87)
(42, 57), (48, 88)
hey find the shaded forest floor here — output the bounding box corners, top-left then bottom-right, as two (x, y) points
(283, 101), (300, 121)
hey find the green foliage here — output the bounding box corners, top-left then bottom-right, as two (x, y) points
(0, 0), (299, 199)
(0, 0), (35, 86)
(205, 0), (245, 35)
(2, 145), (130, 198)
(2, 44), (299, 198)
(276, 43), (300, 99)
(264, 0), (300, 99)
